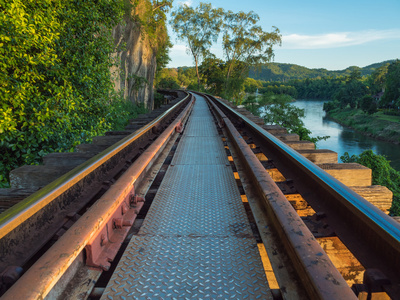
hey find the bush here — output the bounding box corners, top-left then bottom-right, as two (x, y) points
(360, 96), (377, 114)
(0, 0), (126, 187)
(157, 77), (180, 89)
(341, 150), (400, 215)
(323, 100), (340, 112)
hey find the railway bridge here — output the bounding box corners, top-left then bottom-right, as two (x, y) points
(0, 92), (399, 299)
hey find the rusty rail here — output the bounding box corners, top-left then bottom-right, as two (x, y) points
(0, 93), (191, 295)
(1, 95), (195, 299)
(205, 94), (357, 299)
(206, 93), (400, 297)
(2, 90), (400, 299)
(0, 95), (188, 238)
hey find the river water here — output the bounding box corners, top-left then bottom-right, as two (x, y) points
(291, 100), (400, 171)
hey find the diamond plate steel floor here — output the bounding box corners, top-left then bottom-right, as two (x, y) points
(101, 95), (271, 299)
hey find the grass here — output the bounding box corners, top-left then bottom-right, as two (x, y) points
(328, 108), (400, 143)
(375, 111), (400, 123)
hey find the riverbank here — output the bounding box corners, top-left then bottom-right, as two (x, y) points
(326, 108), (400, 144)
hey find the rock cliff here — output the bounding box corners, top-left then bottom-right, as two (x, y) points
(111, 1), (161, 110)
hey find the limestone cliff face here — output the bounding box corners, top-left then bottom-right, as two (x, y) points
(111, 3), (158, 110)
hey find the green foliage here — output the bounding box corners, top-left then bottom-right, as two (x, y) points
(341, 150), (400, 215)
(244, 78), (264, 93)
(107, 98), (148, 131)
(177, 67), (197, 88)
(381, 60), (400, 108)
(157, 77), (180, 89)
(170, 3), (281, 95)
(383, 110), (400, 117)
(245, 94), (328, 144)
(247, 61), (394, 108)
(333, 70), (368, 109)
(221, 10), (281, 97)
(132, 0), (172, 73)
(327, 107), (400, 144)
(248, 60), (394, 82)
(323, 100), (340, 112)
(360, 95), (378, 114)
(368, 64), (389, 95)
(199, 57), (226, 95)
(0, 0), (127, 187)
(171, 2), (223, 90)
(153, 92), (166, 109)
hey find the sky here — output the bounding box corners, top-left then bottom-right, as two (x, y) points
(167, 0), (400, 71)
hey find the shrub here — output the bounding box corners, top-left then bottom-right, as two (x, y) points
(0, 0), (125, 187)
(323, 100), (340, 112)
(341, 150), (400, 215)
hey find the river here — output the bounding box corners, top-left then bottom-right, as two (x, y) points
(291, 100), (400, 171)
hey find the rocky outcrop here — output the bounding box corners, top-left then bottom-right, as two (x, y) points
(111, 2), (159, 109)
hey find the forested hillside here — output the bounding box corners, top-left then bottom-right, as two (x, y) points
(248, 61), (394, 81)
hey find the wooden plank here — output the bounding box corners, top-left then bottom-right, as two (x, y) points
(285, 141), (315, 150)
(318, 163), (372, 186)
(266, 168), (286, 182)
(285, 194), (308, 210)
(317, 236), (365, 286)
(274, 133), (300, 141)
(350, 186), (392, 214)
(297, 149), (338, 164)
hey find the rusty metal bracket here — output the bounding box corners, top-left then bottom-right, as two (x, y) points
(85, 188), (144, 271)
(130, 194), (145, 207)
(175, 121), (184, 133)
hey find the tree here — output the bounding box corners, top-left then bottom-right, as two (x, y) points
(157, 77), (180, 89)
(199, 56), (226, 95)
(244, 77), (264, 93)
(171, 2), (223, 90)
(221, 10), (281, 94)
(257, 94), (328, 143)
(368, 64), (388, 95)
(334, 70), (368, 109)
(360, 95), (377, 114)
(177, 67), (197, 88)
(381, 60), (400, 109)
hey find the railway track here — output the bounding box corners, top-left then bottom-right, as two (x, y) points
(0, 92), (399, 299)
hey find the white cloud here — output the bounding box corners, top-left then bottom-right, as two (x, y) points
(177, 0), (192, 6)
(282, 29), (400, 49)
(171, 44), (187, 52)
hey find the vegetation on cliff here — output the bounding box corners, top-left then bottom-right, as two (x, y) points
(0, 0), (170, 187)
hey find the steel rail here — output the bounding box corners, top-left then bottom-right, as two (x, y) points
(1, 96), (195, 300)
(208, 94), (400, 276)
(0, 94), (190, 240)
(205, 94), (357, 299)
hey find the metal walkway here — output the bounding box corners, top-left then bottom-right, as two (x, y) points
(101, 95), (271, 299)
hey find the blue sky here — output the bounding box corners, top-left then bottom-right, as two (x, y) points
(167, 0), (400, 70)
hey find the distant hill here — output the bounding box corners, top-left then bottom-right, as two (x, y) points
(248, 60), (395, 82)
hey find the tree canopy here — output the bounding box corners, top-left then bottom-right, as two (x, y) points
(381, 60), (400, 108)
(171, 2), (223, 89)
(170, 3), (281, 98)
(221, 10), (281, 93)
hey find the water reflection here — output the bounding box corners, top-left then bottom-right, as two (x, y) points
(292, 100), (400, 171)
